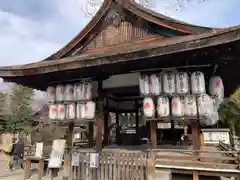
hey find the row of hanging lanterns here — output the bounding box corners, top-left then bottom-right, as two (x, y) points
(140, 71), (224, 126)
(48, 102), (96, 120)
(46, 81), (92, 102)
(143, 95), (220, 125)
(139, 71), (224, 98)
(46, 81), (96, 121)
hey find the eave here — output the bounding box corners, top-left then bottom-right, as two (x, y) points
(0, 26), (239, 78)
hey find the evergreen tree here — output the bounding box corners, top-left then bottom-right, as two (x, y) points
(5, 84), (34, 133)
(0, 92), (6, 130)
(218, 88), (240, 137)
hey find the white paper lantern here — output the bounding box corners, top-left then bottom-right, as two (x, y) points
(65, 84), (74, 101)
(143, 97), (155, 117)
(74, 83), (82, 100)
(184, 95), (197, 116)
(49, 104), (57, 119)
(208, 97), (220, 125)
(85, 101), (96, 119)
(191, 71), (206, 94)
(56, 85), (65, 101)
(176, 72), (189, 94)
(205, 97), (215, 126)
(77, 103), (84, 119)
(163, 72), (176, 94)
(46, 86), (56, 102)
(66, 103), (76, 119)
(57, 104), (66, 120)
(209, 76), (224, 100)
(82, 82), (92, 100)
(157, 96), (170, 117)
(171, 96), (184, 116)
(197, 94), (213, 117)
(149, 74), (161, 95)
(139, 74), (150, 95)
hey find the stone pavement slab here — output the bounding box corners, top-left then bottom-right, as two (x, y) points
(0, 173), (24, 180)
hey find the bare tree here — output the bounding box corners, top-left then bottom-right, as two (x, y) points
(78, 0), (209, 17)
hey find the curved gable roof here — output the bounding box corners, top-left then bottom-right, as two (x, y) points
(45, 0), (213, 61)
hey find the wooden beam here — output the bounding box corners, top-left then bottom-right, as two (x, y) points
(150, 121), (157, 148)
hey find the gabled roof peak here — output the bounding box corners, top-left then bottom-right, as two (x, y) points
(45, 0), (212, 60)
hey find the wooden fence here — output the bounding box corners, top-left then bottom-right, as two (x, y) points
(70, 149), (147, 180)
(23, 145), (240, 180)
(69, 147), (240, 180)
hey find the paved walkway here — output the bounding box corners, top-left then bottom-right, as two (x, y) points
(0, 152), (24, 179)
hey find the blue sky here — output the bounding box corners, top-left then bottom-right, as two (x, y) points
(0, 0), (239, 66)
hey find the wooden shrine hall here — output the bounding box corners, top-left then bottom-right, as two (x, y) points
(0, 0), (240, 179)
(0, 0), (240, 147)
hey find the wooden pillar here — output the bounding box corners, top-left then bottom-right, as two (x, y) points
(150, 121), (157, 148)
(192, 121), (201, 155)
(24, 158), (31, 179)
(96, 80), (104, 153)
(183, 124), (189, 144)
(171, 120), (175, 145)
(135, 100), (140, 145)
(38, 159), (44, 180)
(184, 124), (188, 136)
(103, 98), (109, 146)
(64, 122), (74, 180)
(147, 152), (155, 180)
(193, 171), (199, 180)
(116, 112), (120, 145)
(66, 122), (74, 148)
(88, 122), (94, 148)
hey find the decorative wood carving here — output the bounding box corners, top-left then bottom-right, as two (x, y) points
(80, 19), (158, 51)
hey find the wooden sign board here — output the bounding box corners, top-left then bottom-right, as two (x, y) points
(35, 142), (43, 158)
(90, 153), (100, 168)
(71, 152), (80, 166)
(48, 139), (66, 168)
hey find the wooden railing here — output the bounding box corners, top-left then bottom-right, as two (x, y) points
(218, 141), (236, 158)
(70, 149), (147, 180)
(69, 148), (240, 180)
(151, 148), (240, 173)
(23, 145), (240, 180)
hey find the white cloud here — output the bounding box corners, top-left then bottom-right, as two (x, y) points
(0, 0), (90, 66)
(0, 10), (61, 65)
